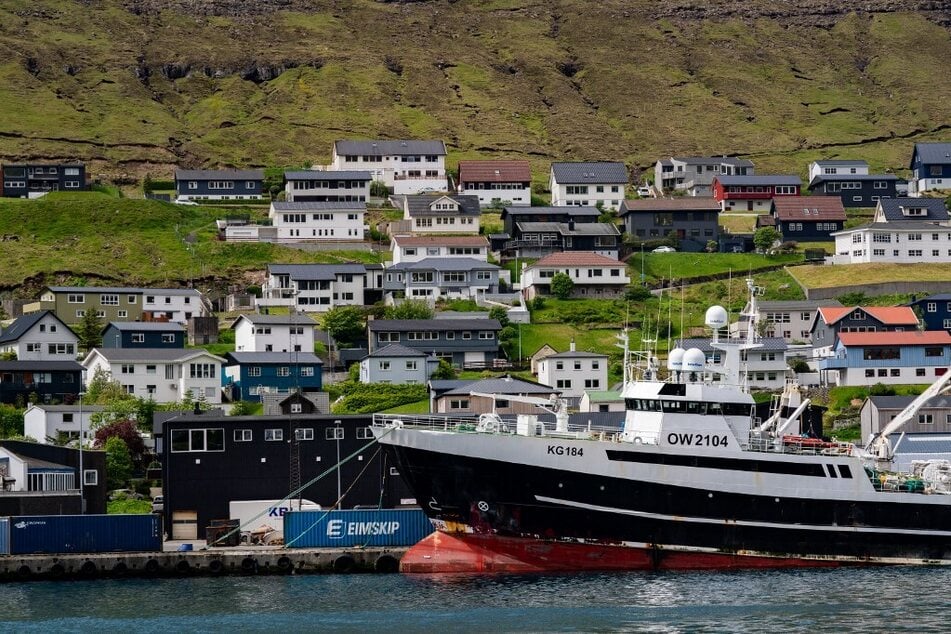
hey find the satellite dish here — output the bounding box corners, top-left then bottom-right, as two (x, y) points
(667, 347), (686, 371)
(705, 305), (728, 329)
(683, 348), (706, 372)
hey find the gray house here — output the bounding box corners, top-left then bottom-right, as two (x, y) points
(507, 221), (620, 259)
(500, 206), (600, 236)
(860, 394), (951, 446)
(731, 299), (842, 344)
(383, 258), (501, 301)
(619, 197), (720, 251)
(654, 156), (754, 196)
(174, 169), (265, 201)
(359, 344), (439, 385)
(101, 322), (186, 349)
(368, 318), (502, 367)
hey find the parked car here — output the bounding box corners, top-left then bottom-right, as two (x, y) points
(174, 199), (199, 206)
(652, 246), (676, 253)
(637, 186), (651, 197)
(151, 495), (164, 513)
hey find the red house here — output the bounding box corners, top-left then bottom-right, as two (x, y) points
(712, 175), (802, 212)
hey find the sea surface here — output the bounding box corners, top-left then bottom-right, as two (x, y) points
(0, 567), (945, 632)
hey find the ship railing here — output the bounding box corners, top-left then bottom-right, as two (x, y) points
(372, 413), (481, 432)
(371, 413), (622, 439)
(747, 432), (855, 456)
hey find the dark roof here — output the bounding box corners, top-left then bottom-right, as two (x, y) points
(47, 286), (200, 296)
(234, 313), (317, 326)
(105, 321), (185, 332)
(334, 140), (447, 156)
(668, 156), (754, 167)
(772, 197), (846, 221)
(225, 352), (323, 365)
(266, 263), (368, 280)
(675, 337), (788, 352)
(0, 360), (84, 371)
(551, 162), (627, 184)
(394, 194), (481, 217)
(619, 198), (720, 214)
(361, 343), (430, 359)
(458, 160), (531, 183)
(284, 170), (371, 180)
(808, 174), (900, 187)
(0, 311), (74, 344)
(369, 319), (501, 332)
(893, 433), (951, 456)
(515, 221), (620, 236)
(756, 299), (842, 311)
(912, 142), (951, 166)
(877, 198), (950, 222)
(271, 201), (366, 211)
(442, 376), (560, 396)
(392, 235), (488, 247)
(909, 294), (951, 303)
(174, 169), (264, 180)
(833, 220), (951, 234)
(501, 206), (600, 218)
(715, 175), (802, 186)
(387, 258), (500, 272)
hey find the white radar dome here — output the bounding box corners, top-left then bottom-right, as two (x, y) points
(683, 348), (706, 372)
(667, 347), (686, 371)
(705, 305), (729, 329)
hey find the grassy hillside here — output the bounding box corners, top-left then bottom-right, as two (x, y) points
(0, 1), (949, 186)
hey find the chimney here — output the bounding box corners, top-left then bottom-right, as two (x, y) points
(570, 338), (576, 352)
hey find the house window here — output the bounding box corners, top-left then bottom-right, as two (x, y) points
(449, 399), (469, 410)
(917, 368), (927, 377)
(919, 414), (934, 425)
(67, 294), (85, 303)
(234, 429), (252, 442)
(101, 294), (119, 306)
(146, 364), (157, 374)
(189, 363), (216, 378)
(406, 361), (418, 370)
(166, 365), (176, 380)
(118, 311), (128, 318)
(357, 427), (374, 439)
(83, 470), (98, 486)
(380, 361), (391, 371)
(121, 364), (135, 374)
(584, 379), (600, 388)
(300, 367), (315, 377)
(265, 429), (283, 441)
(47, 343), (74, 355)
(925, 347), (944, 357)
(478, 331), (495, 340)
(326, 427), (344, 440)
(162, 333), (176, 343)
(170, 428), (225, 452)
(378, 332), (400, 343)
(556, 379), (572, 388)
(294, 428), (314, 441)
(132, 333), (145, 343)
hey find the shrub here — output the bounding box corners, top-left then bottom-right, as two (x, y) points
(332, 383), (428, 414)
(550, 272), (574, 299)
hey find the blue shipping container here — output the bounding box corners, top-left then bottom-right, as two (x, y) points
(0, 518), (9, 555)
(8, 514), (161, 555)
(284, 509), (433, 548)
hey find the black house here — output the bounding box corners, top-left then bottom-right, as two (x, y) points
(0, 360), (84, 405)
(160, 413), (414, 539)
(0, 440), (106, 516)
(500, 206), (600, 236)
(2, 163), (86, 198)
(619, 197), (720, 252)
(807, 174), (903, 208)
(101, 322), (186, 349)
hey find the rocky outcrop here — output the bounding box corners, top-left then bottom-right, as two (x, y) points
(134, 59), (324, 85)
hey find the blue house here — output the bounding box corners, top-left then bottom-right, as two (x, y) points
(908, 295), (951, 334)
(818, 331), (951, 387)
(367, 318), (502, 367)
(909, 142), (951, 196)
(174, 169), (265, 201)
(771, 196), (846, 241)
(0, 360), (84, 405)
(101, 322), (186, 349)
(223, 352), (323, 402)
(2, 163), (86, 198)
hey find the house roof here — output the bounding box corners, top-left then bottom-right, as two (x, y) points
(361, 343), (430, 359)
(755, 299), (843, 311)
(584, 390), (622, 402)
(501, 206), (601, 218)
(266, 263), (368, 280)
(551, 162), (627, 184)
(47, 286), (201, 296)
(808, 174), (900, 186)
(369, 319), (501, 332)
(457, 160), (531, 183)
(392, 235), (487, 247)
(284, 170), (371, 180)
(25, 404), (106, 413)
(334, 139), (447, 156)
(233, 313), (317, 327)
(877, 198), (950, 222)
(174, 169), (264, 181)
(812, 160), (870, 167)
(772, 197), (846, 221)
(675, 337), (788, 352)
(619, 197), (720, 214)
(838, 331), (951, 347)
(105, 321), (185, 332)
(225, 352), (323, 365)
(817, 306), (919, 326)
(543, 349), (609, 359)
(831, 221), (951, 236)
(515, 221), (620, 236)
(393, 194), (481, 217)
(909, 294), (951, 304)
(867, 395), (951, 410)
(893, 433), (951, 456)
(387, 258), (500, 272)
(715, 175), (802, 186)
(0, 311), (74, 344)
(912, 142), (951, 166)
(0, 360), (84, 371)
(668, 156), (755, 167)
(87, 348), (226, 363)
(529, 252), (624, 268)
(442, 375), (560, 396)
(271, 201), (366, 211)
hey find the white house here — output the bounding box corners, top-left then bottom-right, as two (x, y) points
(392, 194), (481, 234)
(23, 403), (104, 445)
(383, 258), (501, 302)
(82, 348), (226, 404)
(549, 162), (627, 210)
(579, 390), (624, 413)
(521, 252), (631, 300)
(330, 139), (448, 195)
(0, 311), (78, 361)
(832, 198), (951, 265)
(269, 201), (365, 242)
(233, 314), (317, 353)
(257, 263), (384, 313)
(675, 337), (789, 390)
(457, 160), (532, 207)
(359, 344), (439, 385)
(654, 156), (754, 196)
(390, 235), (488, 265)
(536, 342), (608, 402)
(283, 170), (371, 202)
(807, 160), (869, 183)
(140, 289), (208, 323)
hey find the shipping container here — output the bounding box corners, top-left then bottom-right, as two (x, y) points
(7, 514), (161, 555)
(284, 509), (433, 548)
(0, 518), (9, 555)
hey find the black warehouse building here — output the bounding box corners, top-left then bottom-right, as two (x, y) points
(160, 413), (415, 540)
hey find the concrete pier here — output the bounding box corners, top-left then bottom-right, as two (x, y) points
(0, 545), (407, 581)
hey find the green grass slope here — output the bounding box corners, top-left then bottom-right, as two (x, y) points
(0, 1), (948, 185)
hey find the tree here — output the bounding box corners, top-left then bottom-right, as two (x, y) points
(94, 419), (146, 458)
(753, 227), (781, 253)
(77, 307), (104, 351)
(104, 436), (133, 490)
(321, 306), (366, 346)
(488, 306), (510, 328)
(386, 299), (434, 320)
(430, 359), (457, 380)
(550, 272), (574, 300)
(706, 240), (718, 253)
(229, 400), (257, 416)
(370, 180), (390, 198)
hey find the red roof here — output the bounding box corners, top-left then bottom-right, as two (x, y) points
(531, 252), (624, 267)
(392, 235), (488, 247)
(838, 331), (951, 346)
(458, 160), (531, 184)
(772, 197), (846, 221)
(818, 306), (919, 326)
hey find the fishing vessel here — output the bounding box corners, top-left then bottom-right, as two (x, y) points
(372, 280), (951, 572)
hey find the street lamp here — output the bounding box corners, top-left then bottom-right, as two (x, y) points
(78, 388), (86, 514)
(640, 243), (646, 285)
(334, 419), (342, 506)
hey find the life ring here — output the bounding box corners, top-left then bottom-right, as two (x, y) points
(276, 556), (292, 573)
(633, 436), (643, 445)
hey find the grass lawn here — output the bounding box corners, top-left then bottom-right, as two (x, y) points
(641, 252), (803, 282)
(718, 215), (757, 234)
(381, 399), (431, 414)
(107, 499), (152, 514)
(788, 263), (951, 289)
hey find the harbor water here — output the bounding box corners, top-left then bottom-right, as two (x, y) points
(0, 566), (947, 632)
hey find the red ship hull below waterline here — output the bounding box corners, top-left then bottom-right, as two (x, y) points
(399, 532), (853, 574)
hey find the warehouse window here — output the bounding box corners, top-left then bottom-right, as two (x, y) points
(170, 428), (225, 452)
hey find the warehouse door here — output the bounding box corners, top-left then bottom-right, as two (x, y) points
(171, 511), (198, 540)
